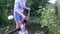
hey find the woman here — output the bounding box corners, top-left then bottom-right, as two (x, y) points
(14, 0), (30, 29)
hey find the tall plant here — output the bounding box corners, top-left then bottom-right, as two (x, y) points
(41, 8), (57, 34)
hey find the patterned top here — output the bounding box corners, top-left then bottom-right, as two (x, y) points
(14, 0), (26, 13)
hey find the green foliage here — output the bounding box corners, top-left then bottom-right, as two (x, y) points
(55, 1), (60, 34)
(41, 8), (58, 34)
(0, 0), (11, 28)
(55, 2), (60, 16)
(58, 30), (60, 34)
(26, 0), (49, 16)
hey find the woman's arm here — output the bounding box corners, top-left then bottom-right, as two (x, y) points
(23, 6), (30, 11)
(15, 9), (25, 18)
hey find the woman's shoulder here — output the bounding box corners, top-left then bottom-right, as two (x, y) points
(15, 0), (20, 3)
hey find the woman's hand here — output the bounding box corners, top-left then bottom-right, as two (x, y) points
(22, 15), (26, 19)
(23, 7), (31, 11)
(27, 8), (31, 11)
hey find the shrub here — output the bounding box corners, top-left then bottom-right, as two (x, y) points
(40, 8), (57, 34)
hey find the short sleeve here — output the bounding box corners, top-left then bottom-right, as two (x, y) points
(14, 0), (20, 10)
(14, 2), (19, 10)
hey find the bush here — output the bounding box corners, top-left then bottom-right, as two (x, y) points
(40, 8), (58, 34)
(0, 0), (14, 28)
(55, 2), (60, 34)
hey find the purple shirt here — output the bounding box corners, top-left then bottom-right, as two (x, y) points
(14, 0), (26, 13)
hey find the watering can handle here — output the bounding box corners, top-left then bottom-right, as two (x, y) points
(28, 4), (30, 18)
